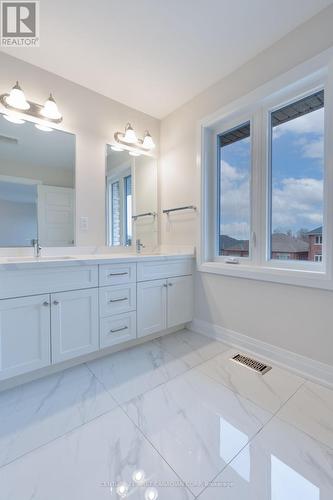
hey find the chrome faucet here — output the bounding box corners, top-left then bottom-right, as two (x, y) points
(32, 238), (42, 258)
(136, 238), (145, 254)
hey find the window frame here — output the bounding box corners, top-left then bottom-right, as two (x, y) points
(198, 53), (333, 290)
(215, 115), (253, 264)
(106, 166), (131, 247)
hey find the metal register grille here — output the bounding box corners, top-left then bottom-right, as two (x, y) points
(231, 354), (272, 375)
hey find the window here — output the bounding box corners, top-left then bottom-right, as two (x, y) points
(107, 170), (132, 246)
(124, 174), (132, 246)
(218, 122), (251, 257)
(200, 63), (333, 288)
(111, 181), (120, 246)
(269, 91), (324, 263)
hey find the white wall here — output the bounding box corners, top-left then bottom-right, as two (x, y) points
(160, 5), (333, 367)
(0, 52), (160, 246)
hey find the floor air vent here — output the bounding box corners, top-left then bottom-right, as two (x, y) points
(231, 354), (272, 375)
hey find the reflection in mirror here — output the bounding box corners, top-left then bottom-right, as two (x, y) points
(0, 114), (75, 247)
(106, 145), (157, 249)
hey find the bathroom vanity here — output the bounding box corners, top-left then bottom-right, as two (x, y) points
(0, 254), (194, 385)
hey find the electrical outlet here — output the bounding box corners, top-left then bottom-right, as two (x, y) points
(80, 216), (88, 231)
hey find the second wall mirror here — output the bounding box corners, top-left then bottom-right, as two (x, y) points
(106, 145), (157, 249)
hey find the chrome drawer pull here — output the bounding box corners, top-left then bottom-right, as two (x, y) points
(42, 301), (49, 307)
(108, 272), (128, 276)
(109, 297), (128, 303)
(110, 326), (128, 333)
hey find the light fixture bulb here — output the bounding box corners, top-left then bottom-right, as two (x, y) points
(132, 469), (145, 484)
(40, 93), (62, 120)
(124, 123), (137, 144)
(116, 481), (129, 498)
(111, 145), (124, 152)
(129, 150), (141, 157)
(145, 487), (158, 500)
(142, 130), (155, 149)
(35, 123), (53, 132)
(5, 81), (30, 111)
(3, 112), (25, 124)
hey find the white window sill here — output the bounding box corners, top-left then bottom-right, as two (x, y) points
(198, 261), (331, 290)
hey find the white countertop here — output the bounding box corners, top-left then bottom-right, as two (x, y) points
(0, 251), (195, 270)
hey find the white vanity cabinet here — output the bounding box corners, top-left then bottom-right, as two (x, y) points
(0, 295), (51, 381)
(51, 288), (99, 363)
(0, 256), (194, 385)
(137, 259), (194, 338)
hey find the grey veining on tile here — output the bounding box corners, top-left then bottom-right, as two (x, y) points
(0, 364), (117, 467)
(87, 340), (189, 404)
(153, 329), (230, 368)
(198, 347), (305, 413)
(277, 380), (333, 449)
(0, 406), (194, 500)
(197, 415), (333, 499)
(123, 366), (272, 496)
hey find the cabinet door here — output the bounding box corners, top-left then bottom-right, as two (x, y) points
(167, 275), (193, 328)
(0, 295), (51, 381)
(137, 279), (167, 338)
(51, 288), (99, 363)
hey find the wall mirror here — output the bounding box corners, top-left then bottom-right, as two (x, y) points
(0, 114), (75, 247)
(106, 145), (158, 249)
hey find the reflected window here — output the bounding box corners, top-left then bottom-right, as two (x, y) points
(271, 455), (319, 500)
(219, 417), (250, 482)
(124, 174), (132, 246)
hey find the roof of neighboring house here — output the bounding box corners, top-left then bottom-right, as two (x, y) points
(220, 233), (309, 254)
(306, 226), (322, 236)
(271, 233), (309, 253)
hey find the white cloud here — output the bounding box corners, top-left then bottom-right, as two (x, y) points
(272, 177), (323, 230)
(273, 107), (324, 138)
(298, 137), (324, 160)
(221, 222), (250, 241)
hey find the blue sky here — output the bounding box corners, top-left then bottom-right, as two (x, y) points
(220, 107), (324, 240)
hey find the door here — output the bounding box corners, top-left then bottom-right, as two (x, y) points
(167, 275), (193, 328)
(37, 185), (74, 246)
(0, 294), (51, 381)
(137, 279), (167, 338)
(51, 288), (99, 363)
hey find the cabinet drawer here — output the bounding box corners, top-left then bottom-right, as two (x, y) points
(0, 266), (98, 299)
(100, 311), (137, 348)
(137, 258), (193, 282)
(99, 284), (136, 317)
(99, 263), (136, 286)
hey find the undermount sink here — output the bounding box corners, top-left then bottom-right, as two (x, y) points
(7, 256), (76, 263)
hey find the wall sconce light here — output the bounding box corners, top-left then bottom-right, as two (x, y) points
(114, 122), (155, 156)
(0, 81), (63, 127)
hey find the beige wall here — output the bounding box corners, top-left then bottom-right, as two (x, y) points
(160, 6), (333, 366)
(0, 52), (160, 246)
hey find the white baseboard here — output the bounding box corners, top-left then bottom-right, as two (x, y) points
(190, 318), (333, 389)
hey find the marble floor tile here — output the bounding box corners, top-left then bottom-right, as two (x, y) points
(0, 406), (194, 500)
(198, 347), (305, 413)
(0, 364), (117, 467)
(87, 340), (189, 404)
(197, 415), (333, 499)
(277, 380), (333, 449)
(153, 329), (230, 368)
(123, 366), (272, 496)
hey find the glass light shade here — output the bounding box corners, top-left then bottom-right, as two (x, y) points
(40, 94), (62, 120)
(132, 470), (145, 484)
(3, 113), (25, 124)
(5, 81), (30, 110)
(142, 131), (155, 149)
(116, 482), (129, 498)
(129, 150), (141, 157)
(124, 123), (137, 143)
(35, 123), (53, 132)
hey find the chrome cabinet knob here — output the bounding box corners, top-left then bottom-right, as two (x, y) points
(43, 301), (49, 306)
(168, 282), (173, 286)
(53, 300), (59, 305)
